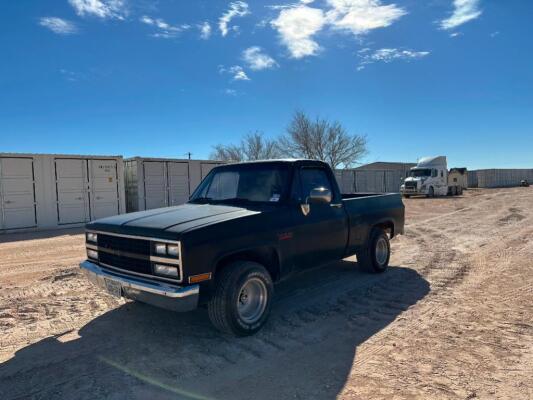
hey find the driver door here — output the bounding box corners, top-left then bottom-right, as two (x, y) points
(290, 166), (348, 269)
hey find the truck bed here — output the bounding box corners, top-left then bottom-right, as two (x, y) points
(341, 192), (405, 254)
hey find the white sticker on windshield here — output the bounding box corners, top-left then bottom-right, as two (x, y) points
(270, 194), (280, 202)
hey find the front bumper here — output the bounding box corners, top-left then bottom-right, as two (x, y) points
(80, 260), (199, 312)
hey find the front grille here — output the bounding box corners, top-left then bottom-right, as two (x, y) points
(405, 181), (417, 189)
(98, 234), (150, 256)
(91, 232), (181, 281)
(99, 252), (152, 275)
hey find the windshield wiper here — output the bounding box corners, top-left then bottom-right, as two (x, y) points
(217, 197), (253, 204)
(189, 197), (213, 204)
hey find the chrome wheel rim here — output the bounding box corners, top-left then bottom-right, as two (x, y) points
(237, 278), (268, 324)
(375, 237), (388, 266)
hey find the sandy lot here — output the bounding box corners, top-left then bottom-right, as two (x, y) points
(1, 188), (532, 400)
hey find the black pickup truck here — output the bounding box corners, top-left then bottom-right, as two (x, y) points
(81, 160), (404, 335)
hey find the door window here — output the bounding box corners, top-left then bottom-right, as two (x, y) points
(300, 168), (332, 202)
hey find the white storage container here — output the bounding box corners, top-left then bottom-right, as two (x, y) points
(0, 153), (126, 233)
(124, 157), (224, 212)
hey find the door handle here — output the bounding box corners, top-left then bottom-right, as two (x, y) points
(330, 203), (342, 208)
(4, 200), (12, 204)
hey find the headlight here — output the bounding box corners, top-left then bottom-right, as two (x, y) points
(154, 243), (180, 258)
(86, 232), (97, 243)
(155, 243), (167, 255)
(154, 264), (179, 277)
(167, 244), (179, 257)
(87, 249), (98, 260)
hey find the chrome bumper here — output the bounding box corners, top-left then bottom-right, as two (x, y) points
(80, 260), (199, 312)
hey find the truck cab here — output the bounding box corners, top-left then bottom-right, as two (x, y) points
(401, 156), (465, 198)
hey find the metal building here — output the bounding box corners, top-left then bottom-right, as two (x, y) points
(0, 153), (125, 233)
(124, 157), (224, 212)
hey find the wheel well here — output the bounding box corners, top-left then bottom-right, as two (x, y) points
(374, 221), (395, 238)
(214, 247), (281, 282)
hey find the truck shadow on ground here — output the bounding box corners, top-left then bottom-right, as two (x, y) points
(0, 261), (429, 400)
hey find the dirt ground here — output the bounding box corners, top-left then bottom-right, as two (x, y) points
(1, 188), (532, 400)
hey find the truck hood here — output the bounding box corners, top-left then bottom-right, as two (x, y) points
(87, 203), (261, 238)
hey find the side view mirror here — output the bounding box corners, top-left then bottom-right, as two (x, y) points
(308, 187), (332, 204)
(301, 187), (332, 216)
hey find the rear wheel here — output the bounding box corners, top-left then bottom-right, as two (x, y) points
(208, 261), (273, 336)
(356, 227), (390, 273)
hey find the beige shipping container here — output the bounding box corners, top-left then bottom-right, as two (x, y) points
(124, 157), (224, 212)
(0, 153), (125, 233)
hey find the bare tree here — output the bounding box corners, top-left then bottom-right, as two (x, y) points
(278, 111), (367, 169)
(210, 131), (280, 162)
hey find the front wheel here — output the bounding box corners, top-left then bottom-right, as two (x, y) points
(356, 227), (390, 273)
(208, 261), (273, 336)
(427, 186), (435, 198)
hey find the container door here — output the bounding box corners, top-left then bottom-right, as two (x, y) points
(89, 159), (120, 220)
(0, 157), (37, 230)
(55, 158), (89, 224)
(143, 161), (167, 210)
(167, 162), (189, 206)
(201, 163), (218, 180)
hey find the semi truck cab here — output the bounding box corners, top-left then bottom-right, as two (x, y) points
(400, 156), (465, 198)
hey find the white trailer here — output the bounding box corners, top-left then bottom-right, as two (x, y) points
(124, 157), (224, 212)
(0, 153), (125, 233)
(400, 156), (465, 198)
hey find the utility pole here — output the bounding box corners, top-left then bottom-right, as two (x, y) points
(184, 152), (192, 160)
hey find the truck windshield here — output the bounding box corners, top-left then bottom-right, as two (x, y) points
(410, 169), (431, 177)
(190, 164), (289, 204)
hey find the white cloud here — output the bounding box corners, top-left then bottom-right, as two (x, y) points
(490, 31), (499, 38)
(326, 0), (406, 35)
(219, 65), (251, 81)
(440, 0), (482, 30)
(242, 47), (278, 70)
(229, 65), (250, 80)
(271, 5), (325, 58)
(449, 32), (462, 38)
(39, 17), (78, 35)
(140, 16), (190, 38)
(199, 21), (212, 39)
(270, 0), (406, 59)
(219, 1), (250, 37)
(358, 47), (429, 70)
(224, 88), (238, 96)
(68, 0), (127, 20)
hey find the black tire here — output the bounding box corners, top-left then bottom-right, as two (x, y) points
(403, 194), (410, 198)
(356, 227), (390, 273)
(208, 261), (273, 336)
(427, 187), (435, 198)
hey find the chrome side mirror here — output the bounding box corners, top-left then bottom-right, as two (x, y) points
(301, 187), (332, 216)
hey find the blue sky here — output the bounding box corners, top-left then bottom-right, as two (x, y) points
(0, 0), (532, 169)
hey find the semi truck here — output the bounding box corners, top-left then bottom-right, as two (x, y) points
(400, 156), (466, 198)
(81, 159), (404, 336)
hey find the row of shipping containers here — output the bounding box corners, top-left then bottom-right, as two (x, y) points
(335, 169), (407, 194)
(0, 153), (222, 233)
(468, 169), (533, 188)
(2, 153), (531, 233)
